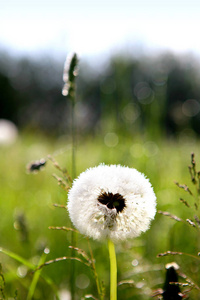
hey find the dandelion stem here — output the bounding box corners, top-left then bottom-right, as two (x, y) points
(108, 240), (117, 300)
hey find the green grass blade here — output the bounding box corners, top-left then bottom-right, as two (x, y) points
(26, 253), (46, 300)
(0, 247), (60, 300)
(0, 247), (34, 269)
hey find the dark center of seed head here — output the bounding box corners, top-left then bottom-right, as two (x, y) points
(97, 192), (126, 213)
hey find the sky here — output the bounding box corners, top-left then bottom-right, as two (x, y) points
(1, 0), (200, 61)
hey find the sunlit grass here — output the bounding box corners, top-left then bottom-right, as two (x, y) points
(0, 131), (200, 299)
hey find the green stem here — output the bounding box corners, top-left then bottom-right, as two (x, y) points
(70, 231), (76, 300)
(27, 252), (46, 300)
(71, 100), (76, 180)
(87, 238), (104, 300)
(108, 240), (117, 300)
(63, 52), (78, 300)
(70, 88), (76, 300)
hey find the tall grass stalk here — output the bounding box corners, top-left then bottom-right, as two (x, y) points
(108, 240), (117, 300)
(62, 52), (78, 300)
(71, 100), (76, 180)
(70, 86), (77, 300)
(27, 252), (47, 300)
(87, 238), (104, 300)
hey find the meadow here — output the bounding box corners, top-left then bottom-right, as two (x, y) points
(1, 51), (200, 300)
(1, 128), (200, 299)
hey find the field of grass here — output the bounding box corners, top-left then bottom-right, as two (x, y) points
(0, 131), (200, 299)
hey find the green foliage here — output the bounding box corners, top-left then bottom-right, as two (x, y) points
(0, 132), (200, 299)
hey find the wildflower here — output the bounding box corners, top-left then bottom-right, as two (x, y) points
(67, 164), (156, 242)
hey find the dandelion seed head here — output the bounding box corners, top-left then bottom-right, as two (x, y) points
(67, 164), (156, 242)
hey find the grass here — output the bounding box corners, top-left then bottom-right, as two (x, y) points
(0, 130), (200, 299)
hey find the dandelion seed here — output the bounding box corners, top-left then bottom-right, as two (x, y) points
(67, 164), (156, 242)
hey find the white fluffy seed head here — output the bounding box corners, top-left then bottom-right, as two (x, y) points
(67, 164), (156, 242)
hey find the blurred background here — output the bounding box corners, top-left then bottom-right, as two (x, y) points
(1, 1), (200, 299)
(1, 0), (200, 140)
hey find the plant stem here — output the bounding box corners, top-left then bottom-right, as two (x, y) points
(70, 231), (76, 300)
(27, 252), (46, 300)
(87, 238), (104, 300)
(62, 53), (80, 300)
(108, 239), (117, 300)
(62, 52), (78, 300)
(70, 92), (77, 300)
(71, 100), (76, 180)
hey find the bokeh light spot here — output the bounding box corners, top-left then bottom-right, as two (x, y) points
(132, 259), (139, 266)
(134, 82), (154, 104)
(17, 265), (28, 278)
(44, 247), (50, 254)
(144, 141), (159, 157)
(104, 132), (119, 147)
(182, 99), (200, 117)
(76, 274), (90, 289)
(122, 103), (140, 124)
(0, 119), (18, 145)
